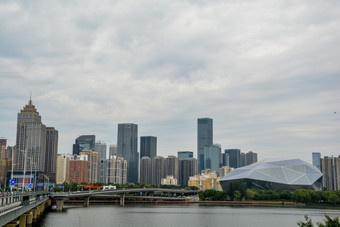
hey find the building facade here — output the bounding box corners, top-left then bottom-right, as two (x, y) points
(56, 154), (71, 184)
(197, 118), (213, 173)
(140, 136), (157, 159)
(69, 155), (88, 184)
(117, 123), (139, 184)
(45, 127), (58, 183)
(161, 175), (177, 186)
(73, 135), (95, 155)
(178, 158), (198, 186)
(165, 155), (178, 179)
(152, 156), (165, 186)
(204, 145), (221, 174)
(225, 149), (241, 169)
(189, 169), (222, 190)
(80, 149), (98, 183)
(109, 144), (117, 157)
(140, 156), (152, 185)
(108, 155), (127, 185)
(312, 152), (321, 170)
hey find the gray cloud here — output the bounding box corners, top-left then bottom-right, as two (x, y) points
(0, 0), (339, 162)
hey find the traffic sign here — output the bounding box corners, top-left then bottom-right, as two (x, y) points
(28, 183), (32, 189)
(37, 183), (44, 187)
(58, 186), (64, 189)
(9, 179), (15, 186)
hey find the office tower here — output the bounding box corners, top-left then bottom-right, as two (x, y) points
(98, 159), (109, 184)
(219, 153), (229, 167)
(246, 151), (258, 165)
(80, 149), (98, 183)
(219, 166), (234, 177)
(69, 155), (88, 184)
(95, 142), (107, 160)
(312, 152), (321, 170)
(240, 153), (246, 167)
(15, 98), (48, 174)
(109, 144), (117, 157)
(117, 123), (139, 184)
(165, 155), (178, 179)
(178, 151), (193, 160)
(140, 156), (152, 185)
(152, 156), (165, 185)
(204, 145), (221, 174)
(56, 154), (71, 184)
(225, 149), (241, 168)
(73, 135), (95, 155)
(45, 127), (58, 183)
(108, 155), (127, 185)
(140, 136), (157, 159)
(320, 156), (333, 190)
(179, 158), (198, 186)
(197, 118), (213, 173)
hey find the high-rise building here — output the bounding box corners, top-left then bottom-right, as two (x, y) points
(152, 156), (165, 185)
(45, 127), (58, 183)
(165, 155), (178, 179)
(179, 158), (198, 186)
(15, 98), (47, 173)
(108, 155), (127, 185)
(140, 136), (157, 159)
(98, 159), (109, 184)
(69, 154), (88, 184)
(219, 153), (229, 167)
(140, 156), (152, 185)
(109, 144), (117, 158)
(245, 151), (257, 166)
(334, 156), (340, 191)
(240, 153), (246, 167)
(197, 118), (213, 173)
(320, 156), (334, 190)
(0, 138), (11, 186)
(117, 123), (139, 184)
(73, 135), (95, 155)
(56, 154), (71, 184)
(204, 145), (221, 174)
(95, 142), (107, 161)
(189, 169), (222, 190)
(225, 149), (241, 168)
(312, 152), (321, 170)
(80, 149), (98, 183)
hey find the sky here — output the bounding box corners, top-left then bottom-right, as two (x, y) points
(0, 0), (339, 163)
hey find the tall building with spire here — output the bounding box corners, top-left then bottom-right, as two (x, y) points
(14, 97), (58, 185)
(15, 97), (47, 173)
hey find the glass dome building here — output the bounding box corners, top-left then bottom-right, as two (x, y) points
(220, 159), (322, 191)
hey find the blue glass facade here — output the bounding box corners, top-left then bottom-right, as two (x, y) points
(197, 118), (213, 173)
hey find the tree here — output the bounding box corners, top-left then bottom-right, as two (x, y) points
(297, 215), (314, 227)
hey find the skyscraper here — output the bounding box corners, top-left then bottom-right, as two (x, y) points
(204, 145), (221, 174)
(245, 151), (258, 166)
(56, 154), (71, 184)
(15, 98), (47, 173)
(197, 118), (213, 173)
(98, 159), (109, 184)
(80, 149), (98, 183)
(312, 152), (321, 170)
(117, 123), (139, 184)
(225, 149), (241, 168)
(140, 156), (152, 185)
(165, 155), (178, 179)
(152, 156), (165, 185)
(240, 153), (246, 167)
(73, 135), (95, 155)
(179, 158), (198, 186)
(320, 156), (334, 190)
(178, 151), (193, 160)
(95, 142), (107, 160)
(45, 127), (58, 183)
(109, 144), (117, 157)
(140, 136), (157, 159)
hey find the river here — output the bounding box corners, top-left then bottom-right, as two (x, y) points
(35, 204), (340, 227)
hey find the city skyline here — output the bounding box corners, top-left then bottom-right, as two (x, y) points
(1, 1), (340, 164)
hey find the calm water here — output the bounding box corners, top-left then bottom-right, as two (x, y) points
(36, 204), (340, 227)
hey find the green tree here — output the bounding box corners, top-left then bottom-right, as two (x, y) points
(233, 190), (241, 201)
(297, 215), (314, 227)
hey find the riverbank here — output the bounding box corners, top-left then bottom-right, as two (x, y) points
(60, 199), (305, 207)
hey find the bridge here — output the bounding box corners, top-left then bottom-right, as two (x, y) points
(51, 188), (199, 210)
(0, 191), (51, 227)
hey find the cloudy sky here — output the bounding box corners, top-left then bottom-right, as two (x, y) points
(1, 0), (339, 163)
